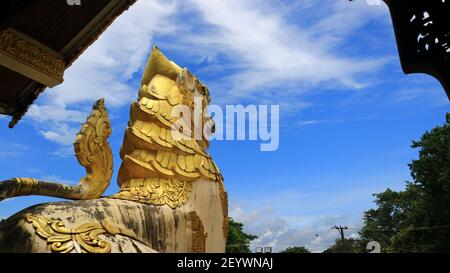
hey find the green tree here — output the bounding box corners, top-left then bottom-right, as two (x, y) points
(323, 238), (361, 253)
(358, 185), (423, 252)
(359, 113), (450, 252)
(279, 246), (311, 253)
(226, 218), (257, 253)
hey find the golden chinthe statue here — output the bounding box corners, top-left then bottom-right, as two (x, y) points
(0, 47), (228, 253)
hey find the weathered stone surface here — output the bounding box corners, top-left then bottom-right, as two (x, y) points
(0, 179), (226, 253)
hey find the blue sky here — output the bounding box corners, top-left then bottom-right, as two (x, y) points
(0, 0), (449, 252)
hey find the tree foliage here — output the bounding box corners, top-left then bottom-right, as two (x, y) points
(279, 246), (311, 253)
(323, 238), (362, 253)
(226, 218), (258, 253)
(359, 113), (450, 252)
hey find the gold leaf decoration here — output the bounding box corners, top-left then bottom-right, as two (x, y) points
(111, 178), (192, 209)
(25, 214), (139, 253)
(188, 211), (207, 253)
(0, 29), (65, 85)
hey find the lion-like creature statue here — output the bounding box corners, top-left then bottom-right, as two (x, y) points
(0, 47), (227, 253)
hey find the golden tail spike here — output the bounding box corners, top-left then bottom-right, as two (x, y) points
(73, 98), (113, 199)
(0, 99), (113, 201)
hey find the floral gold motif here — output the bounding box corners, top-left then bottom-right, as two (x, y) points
(111, 178), (192, 209)
(25, 214), (139, 253)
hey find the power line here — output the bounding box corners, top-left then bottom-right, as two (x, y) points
(361, 224), (450, 232)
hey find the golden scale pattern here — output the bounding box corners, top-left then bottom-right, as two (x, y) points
(110, 48), (224, 209)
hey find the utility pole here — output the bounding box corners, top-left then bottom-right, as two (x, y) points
(333, 225), (348, 241)
(332, 225), (349, 253)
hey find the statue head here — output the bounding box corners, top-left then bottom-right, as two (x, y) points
(116, 47), (223, 197)
(139, 47), (214, 149)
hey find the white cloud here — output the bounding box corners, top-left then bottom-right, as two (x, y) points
(297, 120), (323, 126)
(0, 143), (32, 158)
(230, 204), (363, 253)
(228, 178), (398, 252)
(308, 0), (389, 44)
(0, 151), (19, 158)
(25, 0), (178, 151)
(393, 88), (448, 106)
(162, 0), (390, 103)
(50, 0), (177, 107)
(28, 104), (85, 123)
(39, 123), (78, 146)
(39, 175), (77, 185)
(24, 0), (390, 150)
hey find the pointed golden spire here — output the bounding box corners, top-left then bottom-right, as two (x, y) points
(141, 46), (182, 85)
